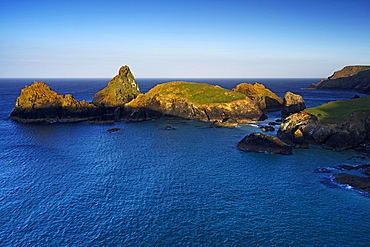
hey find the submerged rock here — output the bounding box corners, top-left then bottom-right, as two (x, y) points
(313, 168), (332, 173)
(336, 164), (370, 171)
(107, 128), (121, 132)
(332, 173), (370, 195)
(237, 132), (293, 154)
(160, 125), (176, 130)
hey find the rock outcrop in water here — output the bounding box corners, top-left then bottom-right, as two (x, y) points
(306, 65), (370, 94)
(123, 81), (265, 122)
(9, 82), (101, 122)
(232, 82), (283, 112)
(92, 65), (140, 107)
(237, 132), (293, 154)
(281, 92), (306, 118)
(332, 173), (370, 196)
(277, 109), (370, 151)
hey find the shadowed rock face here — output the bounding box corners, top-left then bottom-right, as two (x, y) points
(9, 82), (100, 122)
(281, 92), (306, 118)
(237, 132), (293, 155)
(124, 81), (265, 122)
(307, 65), (370, 94)
(232, 82), (283, 111)
(277, 111), (370, 151)
(92, 65), (140, 107)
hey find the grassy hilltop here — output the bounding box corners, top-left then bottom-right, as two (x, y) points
(304, 96), (370, 123)
(130, 81), (247, 105)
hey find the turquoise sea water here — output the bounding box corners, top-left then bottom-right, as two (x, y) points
(0, 78), (369, 246)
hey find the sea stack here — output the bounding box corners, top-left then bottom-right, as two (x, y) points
(92, 65), (140, 107)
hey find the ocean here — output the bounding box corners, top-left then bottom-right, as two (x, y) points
(0, 78), (369, 246)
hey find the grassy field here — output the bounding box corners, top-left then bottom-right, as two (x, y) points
(304, 96), (370, 123)
(160, 82), (246, 104)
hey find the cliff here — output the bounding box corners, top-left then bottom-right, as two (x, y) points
(9, 82), (101, 122)
(92, 65), (140, 107)
(232, 82), (283, 111)
(307, 65), (370, 94)
(123, 81), (265, 122)
(277, 96), (370, 150)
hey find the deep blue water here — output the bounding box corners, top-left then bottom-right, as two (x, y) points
(1, 78), (369, 246)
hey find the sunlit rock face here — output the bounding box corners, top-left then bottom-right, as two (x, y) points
(9, 81), (100, 122)
(92, 65), (140, 107)
(281, 91), (306, 118)
(232, 82), (283, 112)
(123, 81), (265, 122)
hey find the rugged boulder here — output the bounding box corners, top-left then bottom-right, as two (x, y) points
(92, 65), (140, 107)
(124, 81), (265, 122)
(9, 81), (100, 122)
(332, 173), (370, 195)
(307, 65), (370, 94)
(281, 92), (306, 118)
(233, 82), (283, 111)
(237, 132), (293, 154)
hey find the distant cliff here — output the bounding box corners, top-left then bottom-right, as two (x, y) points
(307, 65), (370, 94)
(123, 81), (265, 122)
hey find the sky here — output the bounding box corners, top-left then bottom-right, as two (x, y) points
(1, 0), (369, 78)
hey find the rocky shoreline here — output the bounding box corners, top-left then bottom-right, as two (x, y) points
(9, 65), (304, 124)
(9, 65), (370, 155)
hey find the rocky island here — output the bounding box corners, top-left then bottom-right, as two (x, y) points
(123, 81), (265, 122)
(9, 65), (269, 123)
(9, 81), (102, 122)
(306, 65), (370, 94)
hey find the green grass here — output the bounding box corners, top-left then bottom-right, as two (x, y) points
(332, 66), (370, 79)
(163, 82), (246, 104)
(303, 96), (370, 123)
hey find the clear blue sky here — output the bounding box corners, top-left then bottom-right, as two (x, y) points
(1, 0), (369, 78)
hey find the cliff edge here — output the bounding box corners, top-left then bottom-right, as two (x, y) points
(307, 65), (370, 94)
